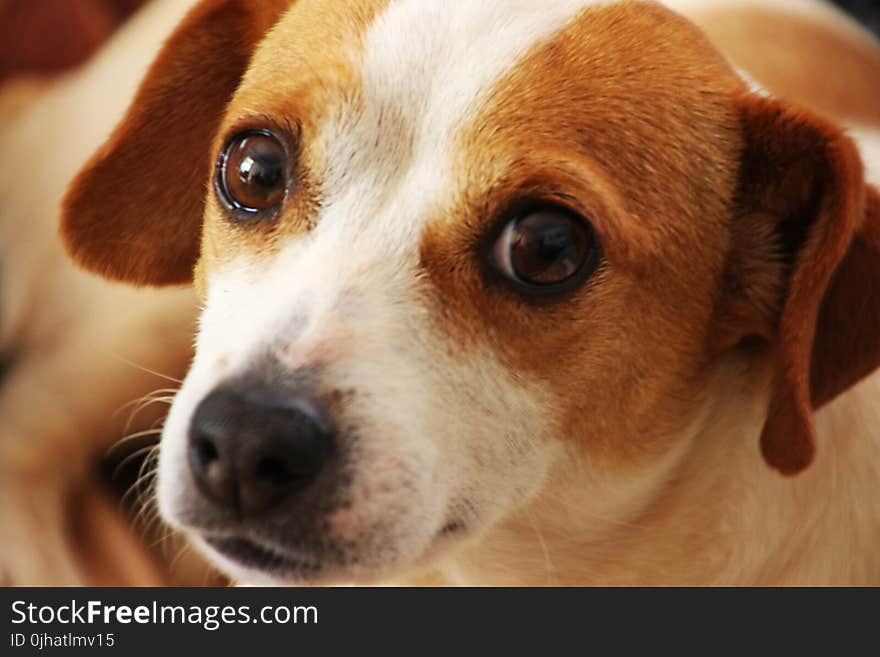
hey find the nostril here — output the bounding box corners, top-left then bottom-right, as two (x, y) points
(196, 438), (219, 465)
(239, 435), (328, 512)
(188, 431), (238, 509)
(255, 456), (292, 485)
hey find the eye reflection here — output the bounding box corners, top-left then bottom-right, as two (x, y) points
(216, 129), (288, 217)
(491, 205), (598, 291)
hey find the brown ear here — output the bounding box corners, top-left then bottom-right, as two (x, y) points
(60, 0), (291, 285)
(718, 95), (880, 475)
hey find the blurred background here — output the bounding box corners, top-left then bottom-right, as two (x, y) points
(836, 1), (880, 35)
(0, 0), (877, 86)
(0, 0), (214, 587)
(0, 0), (148, 84)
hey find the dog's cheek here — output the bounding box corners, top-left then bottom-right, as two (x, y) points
(318, 308), (558, 545)
(416, 343), (562, 532)
(319, 348), (450, 535)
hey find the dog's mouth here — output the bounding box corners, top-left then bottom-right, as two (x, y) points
(204, 537), (323, 576)
(197, 517), (468, 583)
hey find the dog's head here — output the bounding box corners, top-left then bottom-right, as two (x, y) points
(61, 0), (880, 584)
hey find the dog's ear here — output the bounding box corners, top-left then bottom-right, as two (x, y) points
(714, 94), (880, 475)
(60, 0), (291, 285)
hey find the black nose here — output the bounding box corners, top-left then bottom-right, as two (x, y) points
(188, 386), (334, 514)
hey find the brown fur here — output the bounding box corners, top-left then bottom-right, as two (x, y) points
(196, 0), (389, 290)
(423, 2), (880, 476)
(731, 98), (878, 473)
(420, 3), (742, 477)
(60, 0), (292, 285)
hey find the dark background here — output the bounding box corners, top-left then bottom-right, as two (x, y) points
(832, 0), (880, 35)
(834, 0), (880, 35)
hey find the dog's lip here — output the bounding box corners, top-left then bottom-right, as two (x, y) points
(204, 536), (321, 574)
(195, 516), (471, 581)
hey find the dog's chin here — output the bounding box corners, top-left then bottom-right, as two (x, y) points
(187, 521), (469, 586)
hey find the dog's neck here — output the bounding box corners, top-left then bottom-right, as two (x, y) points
(428, 355), (880, 586)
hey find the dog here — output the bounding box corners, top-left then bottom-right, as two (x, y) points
(54, 0), (880, 585)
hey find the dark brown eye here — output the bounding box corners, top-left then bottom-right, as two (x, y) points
(492, 206), (598, 289)
(216, 129), (288, 217)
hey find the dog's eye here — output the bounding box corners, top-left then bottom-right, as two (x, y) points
(216, 129), (287, 217)
(491, 206), (598, 289)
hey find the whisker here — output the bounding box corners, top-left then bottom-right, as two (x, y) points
(115, 389), (178, 429)
(112, 356), (183, 384)
(525, 508), (558, 585)
(147, 525), (177, 558)
(112, 444), (159, 482)
(117, 389), (180, 414)
(132, 494), (161, 538)
(169, 542), (194, 575)
(129, 463), (164, 541)
(105, 428), (163, 459)
(122, 446), (161, 503)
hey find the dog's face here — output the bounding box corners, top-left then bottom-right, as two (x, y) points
(61, 0), (880, 584)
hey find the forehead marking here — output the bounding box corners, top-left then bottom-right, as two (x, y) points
(360, 0), (607, 138)
(317, 0), (608, 236)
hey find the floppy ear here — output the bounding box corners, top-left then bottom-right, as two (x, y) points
(60, 0), (291, 285)
(716, 94), (880, 475)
